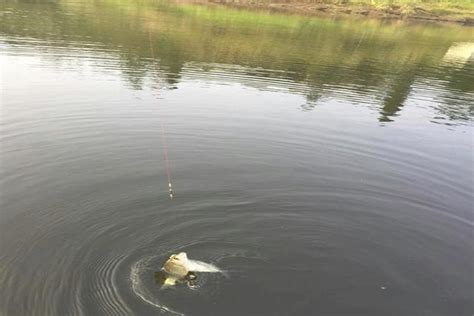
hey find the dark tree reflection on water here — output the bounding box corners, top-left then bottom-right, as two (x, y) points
(1, 0), (472, 124)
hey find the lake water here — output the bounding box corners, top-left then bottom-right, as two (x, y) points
(1, 1), (473, 315)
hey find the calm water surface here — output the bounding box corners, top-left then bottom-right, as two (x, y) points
(1, 1), (473, 315)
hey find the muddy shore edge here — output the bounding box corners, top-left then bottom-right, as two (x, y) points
(206, 1), (474, 25)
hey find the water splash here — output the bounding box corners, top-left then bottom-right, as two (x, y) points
(130, 257), (183, 315)
(186, 260), (222, 273)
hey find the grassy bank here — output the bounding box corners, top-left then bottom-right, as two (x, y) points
(209, 0), (474, 24)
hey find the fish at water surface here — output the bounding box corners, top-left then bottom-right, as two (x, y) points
(156, 252), (223, 288)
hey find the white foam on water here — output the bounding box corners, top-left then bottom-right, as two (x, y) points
(130, 257), (183, 315)
(129, 254), (227, 316)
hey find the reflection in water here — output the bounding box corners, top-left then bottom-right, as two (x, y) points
(1, 1), (474, 316)
(379, 64), (417, 122)
(1, 0), (473, 124)
(443, 42), (474, 65)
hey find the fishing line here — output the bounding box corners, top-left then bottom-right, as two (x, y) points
(148, 30), (174, 199)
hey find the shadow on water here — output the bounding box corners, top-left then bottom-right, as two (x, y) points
(1, 0), (473, 124)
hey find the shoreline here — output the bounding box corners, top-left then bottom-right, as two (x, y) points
(206, 1), (474, 26)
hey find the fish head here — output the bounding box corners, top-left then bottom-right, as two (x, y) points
(171, 252), (188, 262)
(163, 252), (190, 277)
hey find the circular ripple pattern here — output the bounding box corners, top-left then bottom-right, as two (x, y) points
(1, 2), (473, 315)
(130, 242), (259, 315)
